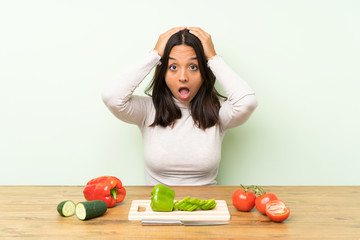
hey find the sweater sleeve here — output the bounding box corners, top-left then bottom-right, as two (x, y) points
(207, 55), (258, 130)
(101, 50), (161, 126)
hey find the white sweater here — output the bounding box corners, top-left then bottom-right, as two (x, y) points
(102, 50), (257, 186)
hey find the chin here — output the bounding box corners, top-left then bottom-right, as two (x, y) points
(178, 98), (191, 104)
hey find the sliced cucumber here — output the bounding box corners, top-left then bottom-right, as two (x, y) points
(57, 200), (76, 217)
(75, 200), (107, 220)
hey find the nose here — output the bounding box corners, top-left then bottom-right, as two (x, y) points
(179, 69), (188, 82)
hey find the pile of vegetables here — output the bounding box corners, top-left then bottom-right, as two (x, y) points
(57, 176), (126, 221)
(231, 185), (290, 222)
(150, 184), (217, 212)
(57, 178), (290, 223)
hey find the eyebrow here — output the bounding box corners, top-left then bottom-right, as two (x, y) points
(169, 57), (198, 60)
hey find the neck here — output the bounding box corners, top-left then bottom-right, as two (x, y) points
(172, 97), (190, 109)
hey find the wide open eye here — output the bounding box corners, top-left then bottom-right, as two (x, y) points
(189, 64), (198, 70)
(169, 65), (177, 71)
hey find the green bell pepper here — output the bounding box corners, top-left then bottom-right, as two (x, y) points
(150, 184), (175, 212)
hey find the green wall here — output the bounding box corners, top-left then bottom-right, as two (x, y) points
(1, 0), (359, 185)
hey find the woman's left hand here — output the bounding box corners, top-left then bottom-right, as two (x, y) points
(188, 27), (216, 61)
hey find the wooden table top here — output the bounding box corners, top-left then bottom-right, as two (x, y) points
(0, 185), (359, 239)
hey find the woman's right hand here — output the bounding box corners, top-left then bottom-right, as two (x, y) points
(154, 26), (187, 57)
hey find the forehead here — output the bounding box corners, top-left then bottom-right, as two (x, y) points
(169, 45), (196, 60)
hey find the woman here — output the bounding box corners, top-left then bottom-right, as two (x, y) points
(102, 27), (257, 186)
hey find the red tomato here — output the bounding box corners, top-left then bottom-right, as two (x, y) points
(265, 200), (290, 222)
(255, 192), (278, 214)
(232, 186), (256, 212)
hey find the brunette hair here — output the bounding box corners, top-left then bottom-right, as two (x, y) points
(145, 29), (226, 130)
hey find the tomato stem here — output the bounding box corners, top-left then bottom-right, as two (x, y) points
(240, 184), (252, 193)
(250, 185), (266, 196)
(239, 185), (268, 196)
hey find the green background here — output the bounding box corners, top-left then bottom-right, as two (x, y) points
(1, 0), (359, 185)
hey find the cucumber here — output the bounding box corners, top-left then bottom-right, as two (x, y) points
(57, 200), (76, 217)
(75, 200), (107, 220)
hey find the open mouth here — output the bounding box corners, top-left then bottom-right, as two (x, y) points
(178, 87), (190, 100)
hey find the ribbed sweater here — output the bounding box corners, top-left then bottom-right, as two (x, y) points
(102, 50), (257, 185)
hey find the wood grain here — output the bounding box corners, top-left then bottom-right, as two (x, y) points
(0, 185), (360, 239)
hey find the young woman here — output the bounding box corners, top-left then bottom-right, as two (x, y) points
(102, 27), (257, 186)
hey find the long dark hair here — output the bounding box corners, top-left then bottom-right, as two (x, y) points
(145, 29), (226, 130)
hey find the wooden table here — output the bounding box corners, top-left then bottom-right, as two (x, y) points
(1, 186), (359, 239)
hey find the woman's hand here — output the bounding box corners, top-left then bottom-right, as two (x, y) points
(154, 26), (187, 57)
(188, 27), (217, 61)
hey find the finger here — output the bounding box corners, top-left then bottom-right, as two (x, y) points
(187, 27), (216, 60)
(163, 26), (187, 37)
(154, 26), (187, 57)
(160, 27), (186, 43)
(168, 26), (186, 34)
(188, 26), (203, 31)
(188, 27), (208, 36)
(187, 28), (201, 38)
(188, 28), (208, 41)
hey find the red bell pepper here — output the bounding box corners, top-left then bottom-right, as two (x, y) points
(83, 176), (126, 208)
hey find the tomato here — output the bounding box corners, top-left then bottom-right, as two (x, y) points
(232, 186), (256, 212)
(265, 200), (290, 222)
(255, 192), (278, 215)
